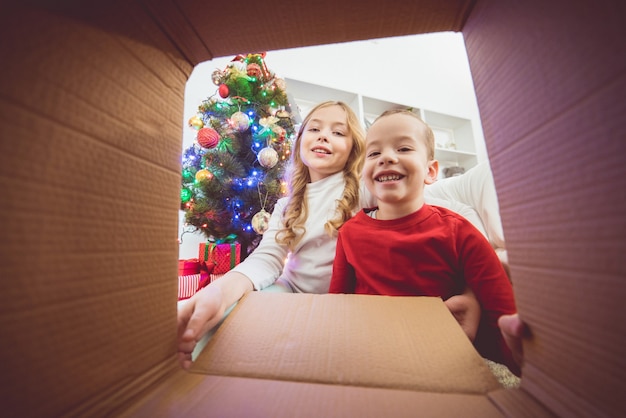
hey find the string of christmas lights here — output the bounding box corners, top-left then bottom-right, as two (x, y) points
(180, 53), (296, 258)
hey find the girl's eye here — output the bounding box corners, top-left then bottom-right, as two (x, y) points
(333, 131), (346, 136)
(308, 127), (319, 132)
(399, 147), (412, 152)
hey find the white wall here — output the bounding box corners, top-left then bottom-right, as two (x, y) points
(179, 32), (487, 259)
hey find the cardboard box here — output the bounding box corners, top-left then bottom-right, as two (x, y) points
(1, 0), (624, 417)
(177, 273), (201, 300)
(122, 293), (510, 417)
(191, 293), (502, 393)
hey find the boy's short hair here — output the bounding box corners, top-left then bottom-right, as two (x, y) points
(374, 109), (436, 160)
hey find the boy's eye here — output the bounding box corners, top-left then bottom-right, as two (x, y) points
(366, 151), (380, 158)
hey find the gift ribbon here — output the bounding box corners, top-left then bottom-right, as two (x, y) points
(204, 236), (238, 269)
(209, 234), (237, 244)
(229, 243), (236, 268)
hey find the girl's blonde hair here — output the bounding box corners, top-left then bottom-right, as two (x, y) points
(276, 101), (365, 249)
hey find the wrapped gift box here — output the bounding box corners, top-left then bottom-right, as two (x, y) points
(178, 256), (229, 300)
(199, 242), (241, 275)
(178, 274), (201, 300)
(178, 273), (225, 301)
(178, 258), (201, 276)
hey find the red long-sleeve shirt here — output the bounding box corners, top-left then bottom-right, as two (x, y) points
(330, 204), (519, 376)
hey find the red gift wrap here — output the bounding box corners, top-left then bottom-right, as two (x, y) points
(178, 272), (225, 301)
(199, 242), (241, 275)
(178, 258), (201, 276)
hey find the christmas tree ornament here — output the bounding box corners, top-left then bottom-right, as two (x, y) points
(197, 127), (220, 149)
(246, 63), (262, 79)
(257, 147), (279, 168)
(259, 116), (279, 128)
(182, 169), (194, 182)
(276, 109), (290, 119)
(230, 111), (250, 131)
(188, 115), (204, 130)
(274, 78), (286, 91)
(180, 187), (193, 202)
(272, 125), (286, 141)
(218, 84), (229, 98)
(211, 70), (224, 86)
(195, 168), (212, 182)
(251, 209), (271, 234)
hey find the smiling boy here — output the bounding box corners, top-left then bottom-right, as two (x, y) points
(329, 109), (520, 376)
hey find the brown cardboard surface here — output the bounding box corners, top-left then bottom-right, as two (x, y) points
(121, 371), (504, 418)
(464, 0), (626, 416)
(487, 388), (556, 418)
(1, 0), (625, 416)
(191, 293), (501, 395)
(171, 0), (475, 61)
(0, 5), (188, 417)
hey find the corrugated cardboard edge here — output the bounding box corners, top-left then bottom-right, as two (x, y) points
(66, 358), (180, 418)
(121, 372), (505, 418)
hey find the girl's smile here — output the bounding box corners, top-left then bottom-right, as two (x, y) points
(299, 105), (354, 182)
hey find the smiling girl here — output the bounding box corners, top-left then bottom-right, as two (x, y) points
(177, 101), (365, 368)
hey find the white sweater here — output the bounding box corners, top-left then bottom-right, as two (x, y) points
(232, 172), (347, 293)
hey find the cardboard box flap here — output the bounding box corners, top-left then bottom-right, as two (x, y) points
(122, 372), (505, 418)
(172, 1), (476, 61)
(191, 293), (500, 394)
(464, 1), (626, 417)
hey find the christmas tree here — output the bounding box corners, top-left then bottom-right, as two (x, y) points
(180, 53), (296, 259)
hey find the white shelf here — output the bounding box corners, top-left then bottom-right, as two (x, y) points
(285, 79), (359, 125)
(362, 96), (419, 128)
(285, 78), (479, 176)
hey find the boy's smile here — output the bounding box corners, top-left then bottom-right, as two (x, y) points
(374, 171), (404, 183)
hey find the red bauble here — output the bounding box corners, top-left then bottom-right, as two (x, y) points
(218, 84), (229, 98)
(197, 127), (220, 149)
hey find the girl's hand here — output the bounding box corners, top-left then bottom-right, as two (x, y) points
(177, 272), (254, 369)
(177, 285), (226, 369)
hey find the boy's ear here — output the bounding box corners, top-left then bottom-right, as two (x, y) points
(425, 160), (439, 184)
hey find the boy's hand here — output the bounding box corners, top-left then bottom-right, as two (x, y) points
(498, 313), (529, 367)
(444, 288), (481, 342)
